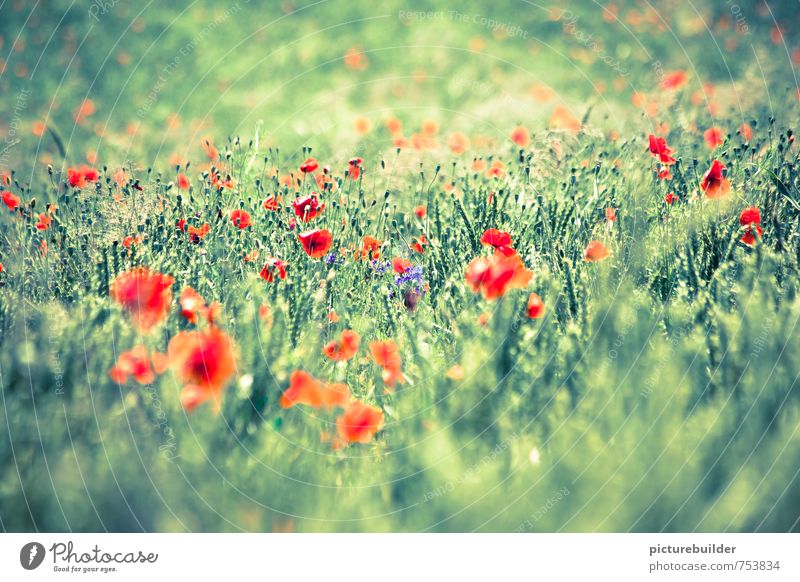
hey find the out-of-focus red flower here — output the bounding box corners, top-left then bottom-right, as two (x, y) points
(336, 400), (383, 444)
(583, 240), (610, 262)
(664, 192), (679, 205)
(361, 236), (382, 260)
(298, 229), (333, 258)
(259, 257), (288, 283)
(109, 345), (156, 385)
(176, 218), (187, 232)
(122, 235), (143, 248)
(67, 165), (99, 189)
(323, 329), (361, 361)
(167, 327), (237, 412)
(392, 257), (411, 274)
(300, 157), (319, 173)
(704, 127), (725, 149)
(263, 195), (280, 211)
(348, 157), (363, 180)
(487, 160), (506, 179)
(110, 267), (174, 332)
(465, 249), (533, 299)
(661, 70), (688, 91)
(510, 125), (530, 148)
(739, 206), (763, 246)
(526, 293), (545, 319)
(549, 105), (581, 133)
(280, 370), (350, 409)
(447, 131), (470, 154)
(344, 46), (369, 70)
(369, 339), (405, 387)
(605, 208), (617, 223)
(648, 134), (676, 164)
(701, 160), (730, 198)
(201, 139), (219, 161)
(480, 228), (512, 249)
(230, 209), (252, 230)
(413, 205), (427, 219)
(410, 234), (427, 254)
(188, 223), (211, 243)
(73, 99), (96, 124)
(658, 167), (672, 180)
(177, 173), (190, 190)
(293, 194), (325, 222)
(739, 123), (753, 142)
(1, 191), (20, 210)
(179, 287), (207, 324)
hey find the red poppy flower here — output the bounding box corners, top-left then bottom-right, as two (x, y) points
(263, 195), (280, 211)
(465, 249), (533, 300)
(67, 165), (99, 189)
(176, 218), (187, 231)
(336, 400), (383, 444)
(177, 173), (191, 190)
(110, 267), (174, 332)
(480, 228), (512, 249)
(179, 287), (207, 324)
(583, 240), (610, 262)
(448, 131), (470, 154)
(701, 160), (730, 198)
(658, 167), (672, 180)
(392, 257), (411, 274)
(188, 223), (211, 243)
(704, 127), (725, 149)
(664, 192), (679, 205)
(348, 157), (363, 180)
(298, 229), (333, 258)
(648, 134), (676, 164)
(167, 327), (237, 412)
(361, 236), (382, 260)
(323, 329), (361, 361)
(369, 339), (405, 387)
(510, 125), (530, 148)
(413, 205), (426, 219)
(526, 293), (545, 319)
(739, 123), (753, 142)
(300, 157), (319, 173)
(605, 208), (617, 223)
(661, 70), (688, 91)
(1, 191), (20, 210)
(279, 370), (350, 410)
(292, 194), (325, 222)
(109, 345), (156, 385)
(230, 209), (252, 229)
(33, 213), (51, 230)
(259, 257), (288, 283)
(739, 206), (763, 246)
(201, 139), (219, 161)
(122, 235), (143, 248)
(487, 160), (506, 179)
(410, 234), (427, 254)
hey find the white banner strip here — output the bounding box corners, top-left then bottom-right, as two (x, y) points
(1, 534), (797, 580)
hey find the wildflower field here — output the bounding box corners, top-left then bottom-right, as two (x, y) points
(1, 0), (800, 532)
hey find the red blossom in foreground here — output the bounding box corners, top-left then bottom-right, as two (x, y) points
(1, 191), (20, 210)
(259, 257), (288, 283)
(583, 240), (610, 262)
(279, 370), (350, 410)
(336, 400), (383, 444)
(298, 229), (333, 258)
(648, 134), (676, 164)
(526, 293), (545, 319)
(263, 195), (280, 211)
(361, 236), (382, 260)
(323, 329), (361, 361)
(292, 194), (325, 222)
(230, 209), (252, 229)
(167, 327), (237, 412)
(465, 249), (533, 300)
(109, 267), (174, 332)
(370, 339), (405, 387)
(701, 160), (730, 198)
(392, 257), (411, 274)
(300, 157), (319, 173)
(739, 206), (763, 246)
(109, 346), (157, 385)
